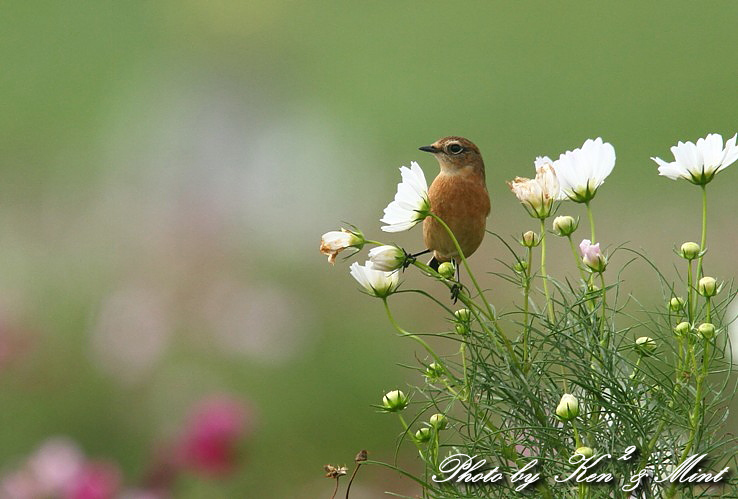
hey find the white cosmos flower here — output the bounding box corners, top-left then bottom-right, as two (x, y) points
(651, 133), (738, 185)
(507, 162), (559, 219)
(349, 261), (400, 298)
(552, 137), (616, 203)
(320, 228), (364, 264)
(380, 162), (430, 232)
(367, 245), (405, 271)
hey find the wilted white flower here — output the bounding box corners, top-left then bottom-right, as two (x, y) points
(579, 239), (607, 273)
(349, 262), (399, 298)
(553, 137), (616, 203)
(507, 163), (559, 219)
(367, 245), (405, 271)
(381, 162), (430, 232)
(651, 133), (738, 185)
(320, 228), (365, 265)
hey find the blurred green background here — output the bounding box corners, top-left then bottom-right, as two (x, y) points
(1, 1), (737, 497)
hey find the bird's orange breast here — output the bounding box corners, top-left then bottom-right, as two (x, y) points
(423, 171), (490, 262)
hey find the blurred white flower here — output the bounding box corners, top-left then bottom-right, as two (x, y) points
(380, 162), (430, 232)
(320, 228), (365, 265)
(349, 262), (399, 298)
(508, 162), (559, 219)
(367, 245), (405, 271)
(553, 137), (616, 203)
(651, 133), (738, 185)
(534, 156), (553, 168)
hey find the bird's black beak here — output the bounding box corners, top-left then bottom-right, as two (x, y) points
(419, 145), (438, 153)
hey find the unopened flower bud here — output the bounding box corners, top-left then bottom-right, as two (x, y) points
(669, 297), (685, 312)
(521, 231), (540, 248)
(553, 216), (578, 237)
(697, 276), (717, 297)
(425, 362), (445, 379)
(679, 242), (700, 260)
(429, 413), (448, 430)
(697, 322), (715, 340)
(580, 239), (607, 273)
(513, 261), (529, 273)
(415, 427), (431, 443)
(575, 446), (593, 459)
(556, 394), (579, 421)
(673, 321), (690, 337)
(381, 390), (408, 413)
(635, 336), (657, 356)
(454, 308), (471, 335)
(367, 245), (405, 271)
(454, 309), (471, 322)
(438, 261), (455, 279)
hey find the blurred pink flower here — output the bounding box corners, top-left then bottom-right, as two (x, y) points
(29, 437), (85, 496)
(65, 461), (121, 499)
(178, 396), (254, 476)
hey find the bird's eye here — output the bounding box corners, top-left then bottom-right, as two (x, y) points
(447, 143), (464, 154)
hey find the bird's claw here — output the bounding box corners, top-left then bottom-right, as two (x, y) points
(400, 248), (416, 270)
(450, 283), (461, 304)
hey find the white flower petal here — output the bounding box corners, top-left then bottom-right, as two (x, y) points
(656, 132), (737, 184)
(380, 163), (429, 232)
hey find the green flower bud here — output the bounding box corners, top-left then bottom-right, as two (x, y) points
(438, 261), (455, 279)
(575, 446), (593, 459)
(673, 321), (691, 337)
(424, 362), (445, 380)
(513, 260), (529, 273)
(429, 413), (448, 430)
(381, 390), (408, 413)
(556, 394), (579, 421)
(553, 216), (578, 237)
(453, 308), (471, 335)
(635, 336), (656, 356)
(679, 242), (700, 260)
(415, 427), (431, 443)
(697, 276), (717, 297)
(521, 230), (540, 248)
(669, 297), (685, 312)
(697, 322), (715, 340)
(454, 309), (471, 322)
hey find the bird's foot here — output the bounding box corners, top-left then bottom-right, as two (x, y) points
(402, 248), (432, 270)
(400, 248), (415, 270)
(450, 283), (461, 304)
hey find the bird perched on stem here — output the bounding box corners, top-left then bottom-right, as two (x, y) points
(417, 136), (490, 293)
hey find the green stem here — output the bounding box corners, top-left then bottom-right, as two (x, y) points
(567, 235), (588, 283)
(696, 184), (707, 278)
(598, 273), (608, 351)
(523, 246), (532, 368)
(540, 219), (554, 322)
(383, 299), (443, 366)
(586, 201), (596, 243)
(427, 213), (494, 319)
(687, 260), (695, 326)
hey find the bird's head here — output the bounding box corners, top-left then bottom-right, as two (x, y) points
(419, 136), (485, 177)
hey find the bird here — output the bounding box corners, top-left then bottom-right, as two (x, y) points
(417, 136), (490, 297)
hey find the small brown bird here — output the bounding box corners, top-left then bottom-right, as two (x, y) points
(418, 136), (490, 279)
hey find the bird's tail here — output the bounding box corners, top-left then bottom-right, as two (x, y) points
(428, 256), (440, 271)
